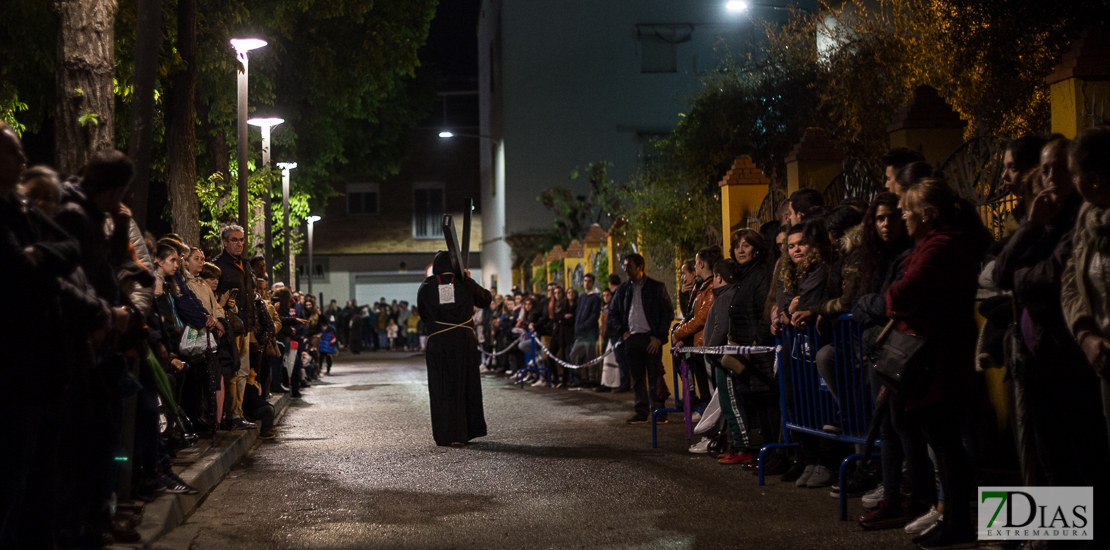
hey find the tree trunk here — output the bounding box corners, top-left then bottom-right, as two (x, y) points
(164, 0), (199, 246)
(125, 0), (164, 230)
(53, 0), (119, 175)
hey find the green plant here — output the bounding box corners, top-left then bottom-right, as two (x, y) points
(78, 110), (99, 127)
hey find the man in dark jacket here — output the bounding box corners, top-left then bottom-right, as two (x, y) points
(572, 273), (602, 385)
(210, 225), (256, 430)
(608, 254), (674, 423)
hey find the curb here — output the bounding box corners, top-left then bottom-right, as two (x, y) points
(107, 391), (293, 550)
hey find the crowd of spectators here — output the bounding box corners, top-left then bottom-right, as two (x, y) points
(0, 122), (340, 547)
(471, 128), (1110, 550)
(334, 299), (424, 353)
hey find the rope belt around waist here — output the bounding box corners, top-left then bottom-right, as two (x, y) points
(427, 316), (475, 340)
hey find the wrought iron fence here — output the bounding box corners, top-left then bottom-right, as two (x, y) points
(822, 159), (882, 207)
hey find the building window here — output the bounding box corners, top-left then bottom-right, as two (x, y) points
(413, 182), (445, 239)
(347, 183), (379, 215)
(296, 257), (329, 284)
(637, 25), (691, 74)
(640, 28), (677, 73)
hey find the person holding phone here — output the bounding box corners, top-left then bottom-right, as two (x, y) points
(210, 225), (257, 431)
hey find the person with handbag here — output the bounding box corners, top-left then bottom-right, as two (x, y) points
(848, 193), (933, 532)
(882, 178), (991, 550)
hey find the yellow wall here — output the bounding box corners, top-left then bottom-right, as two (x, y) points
(1050, 78), (1110, 139)
(720, 183), (769, 250)
(888, 127), (965, 167)
(786, 160), (842, 194)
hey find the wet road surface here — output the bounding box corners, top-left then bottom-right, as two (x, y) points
(153, 351), (917, 549)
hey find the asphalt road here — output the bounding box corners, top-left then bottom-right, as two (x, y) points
(153, 351), (919, 550)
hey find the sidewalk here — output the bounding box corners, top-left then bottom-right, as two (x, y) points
(107, 391), (294, 550)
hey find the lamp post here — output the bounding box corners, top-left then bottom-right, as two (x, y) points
(306, 215), (321, 296)
(230, 38), (267, 229)
(276, 162), (297, 287)
(724, 1), (813, 13)
(438, 130), (509, 295)
(248, 117), (283, 277)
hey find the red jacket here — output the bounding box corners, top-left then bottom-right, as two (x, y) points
(674, 280), (714, 347)
(885, 225), (988, 410)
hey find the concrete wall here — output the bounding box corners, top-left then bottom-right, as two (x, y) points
(479, 0), (797, 238)
(295, 252), (481, 306)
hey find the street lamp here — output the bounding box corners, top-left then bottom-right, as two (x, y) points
(439, 129), (509, 294)
(306, 215), (321, 297)
(724, 0), (812, 13)
(230, 38), (267, 230)
(248, 117), (283, 277)
(276, 162), (297, 287)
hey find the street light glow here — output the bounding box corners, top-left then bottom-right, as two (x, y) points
(230, 38), (267, 53)
(306, 215), (322, 223)
(248, 117), (284, 128)
(725, 0), (749, 12)
(439, 131), (454, 138)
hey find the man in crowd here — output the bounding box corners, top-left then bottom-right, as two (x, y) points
(608, 254), (674, 423)
(250, 254), (268, 283)
(571, 273), (602, 387)
(881, 147), (925, 192)
(604, 272), (630, 393)
(211, 225), (257, 430)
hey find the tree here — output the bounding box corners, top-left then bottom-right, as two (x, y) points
(52, 0), (120, 174)
(124, 0), (164, 229)
(164, 0), (200, 245)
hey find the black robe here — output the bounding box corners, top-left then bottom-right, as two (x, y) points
(417, 252), (492, 446)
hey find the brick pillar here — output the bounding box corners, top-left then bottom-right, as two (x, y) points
(531, 253), (546, 292)
(887, 85), (967, 167)
(546, 245), (565, 287)
(719, 156), (772, 250)
(785, 128), (845, 194)
(1047, 26), (1110, 139)
(582, 224), (607, 280)
(564, 240), (584, 289)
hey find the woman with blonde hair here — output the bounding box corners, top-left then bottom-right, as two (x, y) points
(883, 177), (991, 548)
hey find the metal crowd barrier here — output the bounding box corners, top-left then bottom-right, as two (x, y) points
(757, 314), (880, 521)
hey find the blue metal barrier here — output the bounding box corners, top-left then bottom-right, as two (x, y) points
(651, 356), (703, 448)
(512, 332), (551, 388)
(757, 314), (880, 520)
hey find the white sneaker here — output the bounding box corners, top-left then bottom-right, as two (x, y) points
(806, 465), (833, 488)
(688, 437), (711, 454)
(861, 485), (884, 510)
(690, 411), (702, 423)
(905, 507), (941, 534)
(795, 464), (817, 487)
(530, 378), (547, 387)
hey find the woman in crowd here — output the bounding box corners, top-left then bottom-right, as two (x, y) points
(597, 287), (621, 392)
(724, 229), (778, 465)
(773, 220), (839, 488)
(851, 192), (936, 531)
(673, 246), (721, 413)
(883, 178), (992, 549)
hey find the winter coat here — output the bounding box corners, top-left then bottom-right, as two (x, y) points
(702, 283), (737, 347)
(814, 225), (863, 318)
(187, 274), (225, 319)
(994, 192), (1087, 375)
(728, 257), (776, 393)
(608, 275), (675, 341)
(1062, 201), (1110, 378)
(211, 249), (256, 332)
(673, 279), (714, 346)
(885, 225), (990, 410)
(574, 289), (602, 339)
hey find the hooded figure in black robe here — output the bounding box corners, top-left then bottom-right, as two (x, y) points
(417, 251), (493, 446)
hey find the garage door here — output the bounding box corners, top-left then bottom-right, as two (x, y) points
(353, 270), (480, 307)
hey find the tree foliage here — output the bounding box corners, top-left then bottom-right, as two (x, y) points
(0, 0), (438, 228)
(622, 0), (1107, 255)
